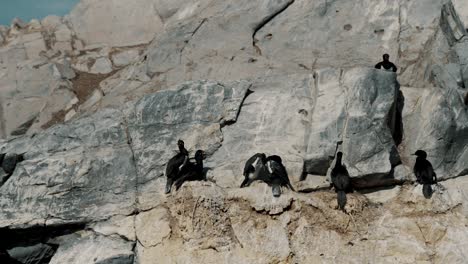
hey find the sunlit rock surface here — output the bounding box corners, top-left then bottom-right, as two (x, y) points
(1, 0), (468, 263)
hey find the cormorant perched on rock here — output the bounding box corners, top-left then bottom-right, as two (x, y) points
(240, 153), (267, 188)
(330, 152), (352, 211)
(375, 54), (397, 72)
(413, 150), (437, 199)
(174, 150), (206, 190)
(1, 153), (24, 175)
(165, 140), (189, 194)
(265, 155), (295, 197)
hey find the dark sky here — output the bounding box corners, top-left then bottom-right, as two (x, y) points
(0, 0), (79, 26)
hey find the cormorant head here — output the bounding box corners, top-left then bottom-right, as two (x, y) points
(177, 140), (184, 147)
(383, 54), (390, 61)
(267, 155), (282, 164)
(195, 150), (206, 160)
(336, 152), (343, 159)
(413, 150), (427, 159)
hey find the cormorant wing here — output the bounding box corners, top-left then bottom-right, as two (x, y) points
(268, 160), (292, 186)
(243, 153), (263, 176)
(166, 153), (187, 179)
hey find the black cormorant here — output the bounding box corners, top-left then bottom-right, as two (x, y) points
(413, 150), (437, 199)
(174, 150), (205, 190)
(330, 152), (352, 211)
(240, 153), (267, 188)
(265, 155), (295, 197)
(165, 140), (189, 194)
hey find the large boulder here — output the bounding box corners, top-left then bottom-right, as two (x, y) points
(68, 0), (164, 47)
(305, 68), (400, 182)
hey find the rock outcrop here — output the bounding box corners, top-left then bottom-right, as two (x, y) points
(1, 0), (468, 263)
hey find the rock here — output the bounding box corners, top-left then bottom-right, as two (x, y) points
(454, 37), (468, 88)
(208, 74), (312, 188)
(440, 1), (467, 45)
(21, 33), (47, 60)
(90, 57), (113, 74)
(127, 80), (250, 184)
(11, 18), (26, 29)
(89, 215), (136, 241)
(256, 0), (400, 70)
(321, 68), (400, 187)
(64, 109), (77, 122)
(41, 15), (63, 32)
(52, 60), (76, 80)
(8, 243), (56, 264)
(452, 0), (468, 28)
(69, 0), (164, 47)
(0, 31), (5, 45)
(111, 49), (140, 67)
(49, 232), (134, 264)
(135, 207), (171, 247)
(0, 109), (136, 227)
(79, 89), (103, 110)
(400, 70), (468, 180)
(28, 19), (42, 31)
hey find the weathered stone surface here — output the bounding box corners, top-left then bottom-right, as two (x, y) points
(0, 0), (468, 263)
(207, 74), (312, 187)
(90, 57), (113, 74)
(8, 243), (56, 264)
(127, 80), (250, 185)
(111, 49), (140, 67)
(0, 109), (136, 227)
(307, 68), (399, 185)
(49, 232), (134, 264)
(69, 0), (164, 47)
(399, 82), (468, 180)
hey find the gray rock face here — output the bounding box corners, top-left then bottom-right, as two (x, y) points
(127, 80), (250, 184)
(68, 0), (164, 47)
(1, 0), (468, 263)
(306, 68), (400, 185)
(8, 243), (56, 264)
(49, 232), (134, 264)
(0, 109), (136, 227)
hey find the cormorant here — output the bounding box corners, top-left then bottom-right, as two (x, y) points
(165, 140), (189, 194)
(174, 150), (206, 190)
(265, 155), (295, 197)
(375, 54), (397, 72)
(330, 152), (352, 211)
(413, 150), (437, 199)
(240, 153), (267, 188)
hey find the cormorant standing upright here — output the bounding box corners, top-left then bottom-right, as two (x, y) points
(331, 152), (352, 211)
(165, 140), (189, 193)
(240, 153), (267, 188)
(413, 150), (437, 199)
(174, 150), (205, 190)
(375, 54), (397, 72)
(265, 155), (295, 197)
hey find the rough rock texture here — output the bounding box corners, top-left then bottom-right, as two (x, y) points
(1, 0), (468, 263)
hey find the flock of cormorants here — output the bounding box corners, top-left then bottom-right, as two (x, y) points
(165, 140), (439, 210)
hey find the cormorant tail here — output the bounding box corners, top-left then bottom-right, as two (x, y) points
(272, 185), (281, 197)
(423, 184), (433, 199)
(287, 182), (296, 192)
(240, 178), (249, 188)
(337, 190), (347, 211)
(165, 178), (173, 194)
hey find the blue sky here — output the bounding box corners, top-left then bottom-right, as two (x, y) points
(0, 0), (79, 25)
